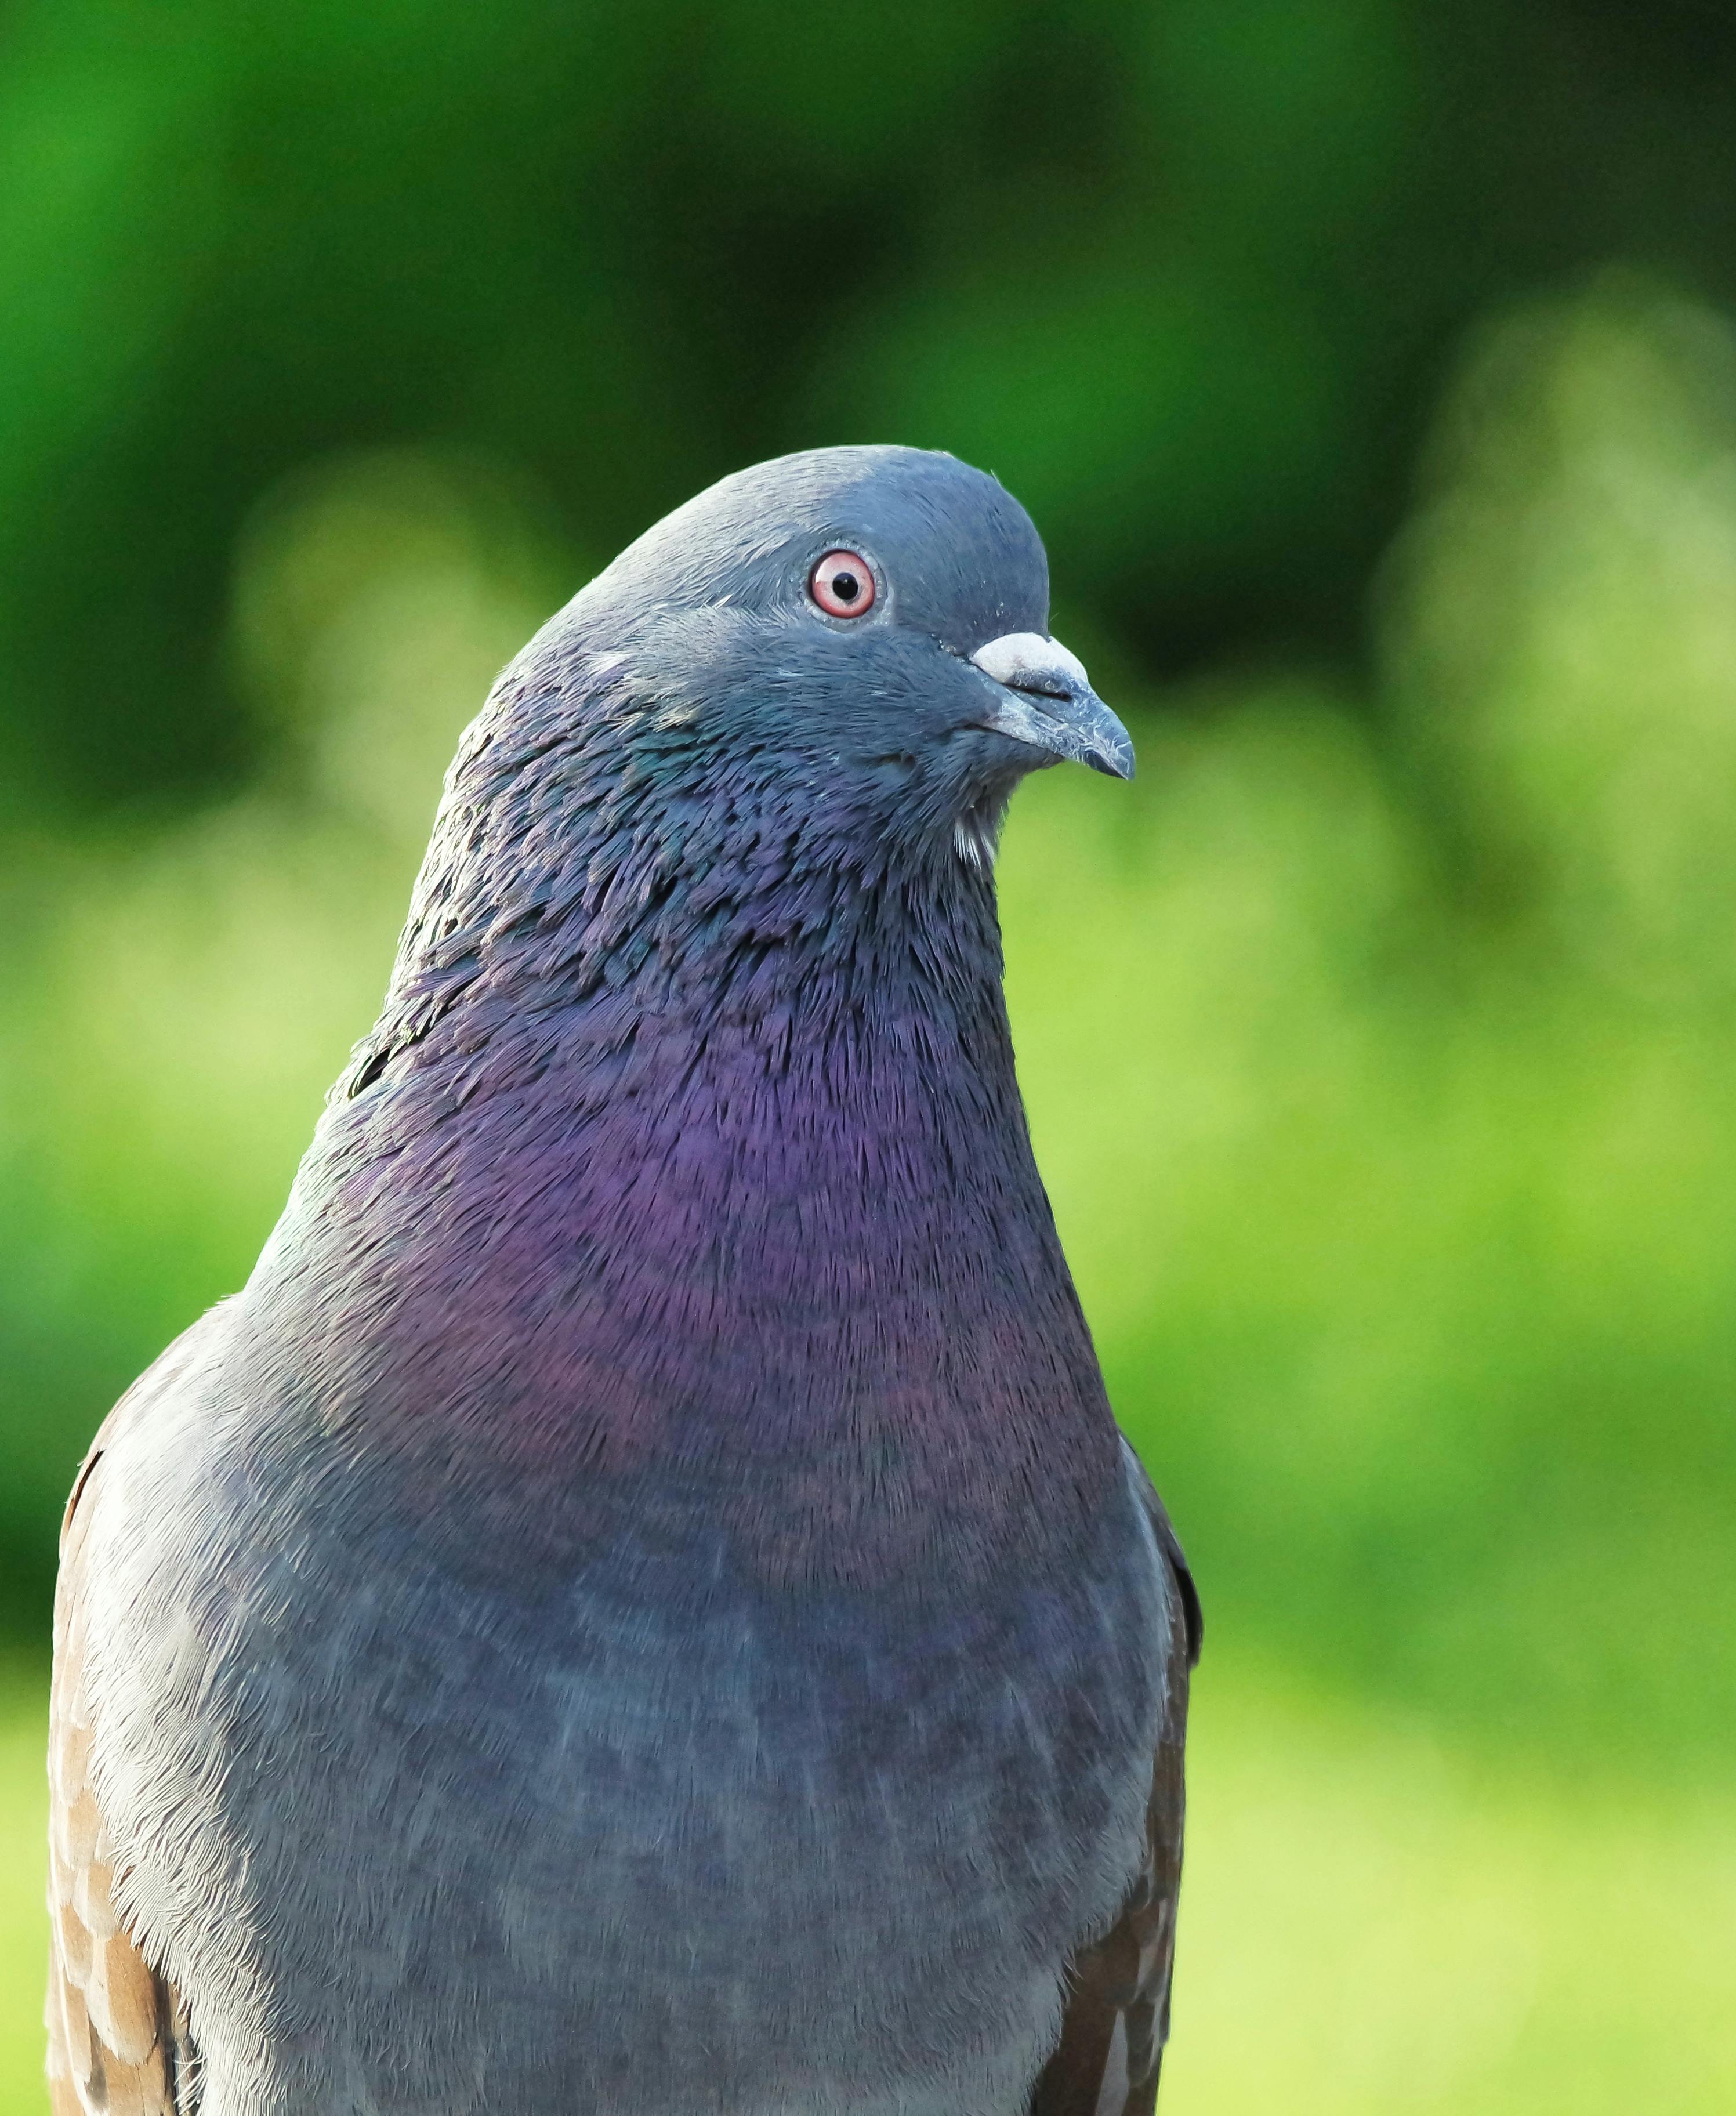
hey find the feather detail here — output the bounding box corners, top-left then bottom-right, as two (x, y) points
(46, 1450), (193, 2116)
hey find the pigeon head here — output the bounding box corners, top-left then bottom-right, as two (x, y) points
(346, 447), (1132, 1086)
(530, 444), (1132, 878)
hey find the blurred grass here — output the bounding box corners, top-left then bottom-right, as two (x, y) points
(1169, 1658), (1736, 2112)
(0, 1675), (48, 2114)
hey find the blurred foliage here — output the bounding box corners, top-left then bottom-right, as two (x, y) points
(3, 5), (1736, 2106)
(10, 0), (1736, 809)
(1011, 281), (1736, 1776)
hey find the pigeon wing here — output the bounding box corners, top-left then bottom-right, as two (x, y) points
(46, 1430), (195, 2116)
(1029, 1443), (1201, 2116)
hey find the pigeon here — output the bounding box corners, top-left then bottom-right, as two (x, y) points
(47, 444), (1200, 2116)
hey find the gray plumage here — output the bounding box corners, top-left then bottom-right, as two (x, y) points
(48, 445), (1198, 2116)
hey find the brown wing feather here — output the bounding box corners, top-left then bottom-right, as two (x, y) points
(46, 1441), (193, 2116)
(1030, 1450), (1199, 2116)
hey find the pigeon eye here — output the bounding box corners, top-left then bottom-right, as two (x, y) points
(809, 549), (876, 619)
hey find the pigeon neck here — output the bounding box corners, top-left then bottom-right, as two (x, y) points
(255, 813), (1122, 1585)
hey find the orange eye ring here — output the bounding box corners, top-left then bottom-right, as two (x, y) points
(809, 549), (876, 618)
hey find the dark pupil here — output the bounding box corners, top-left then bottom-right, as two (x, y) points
(832, 568), (860, 603)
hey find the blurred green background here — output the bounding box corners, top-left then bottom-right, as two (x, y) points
(3, 1), (1735, 2107)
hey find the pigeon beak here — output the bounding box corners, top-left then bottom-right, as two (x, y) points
(967, 632), (1135, 780)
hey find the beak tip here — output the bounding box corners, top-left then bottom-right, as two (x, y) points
(969, 631), (1135, 782)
